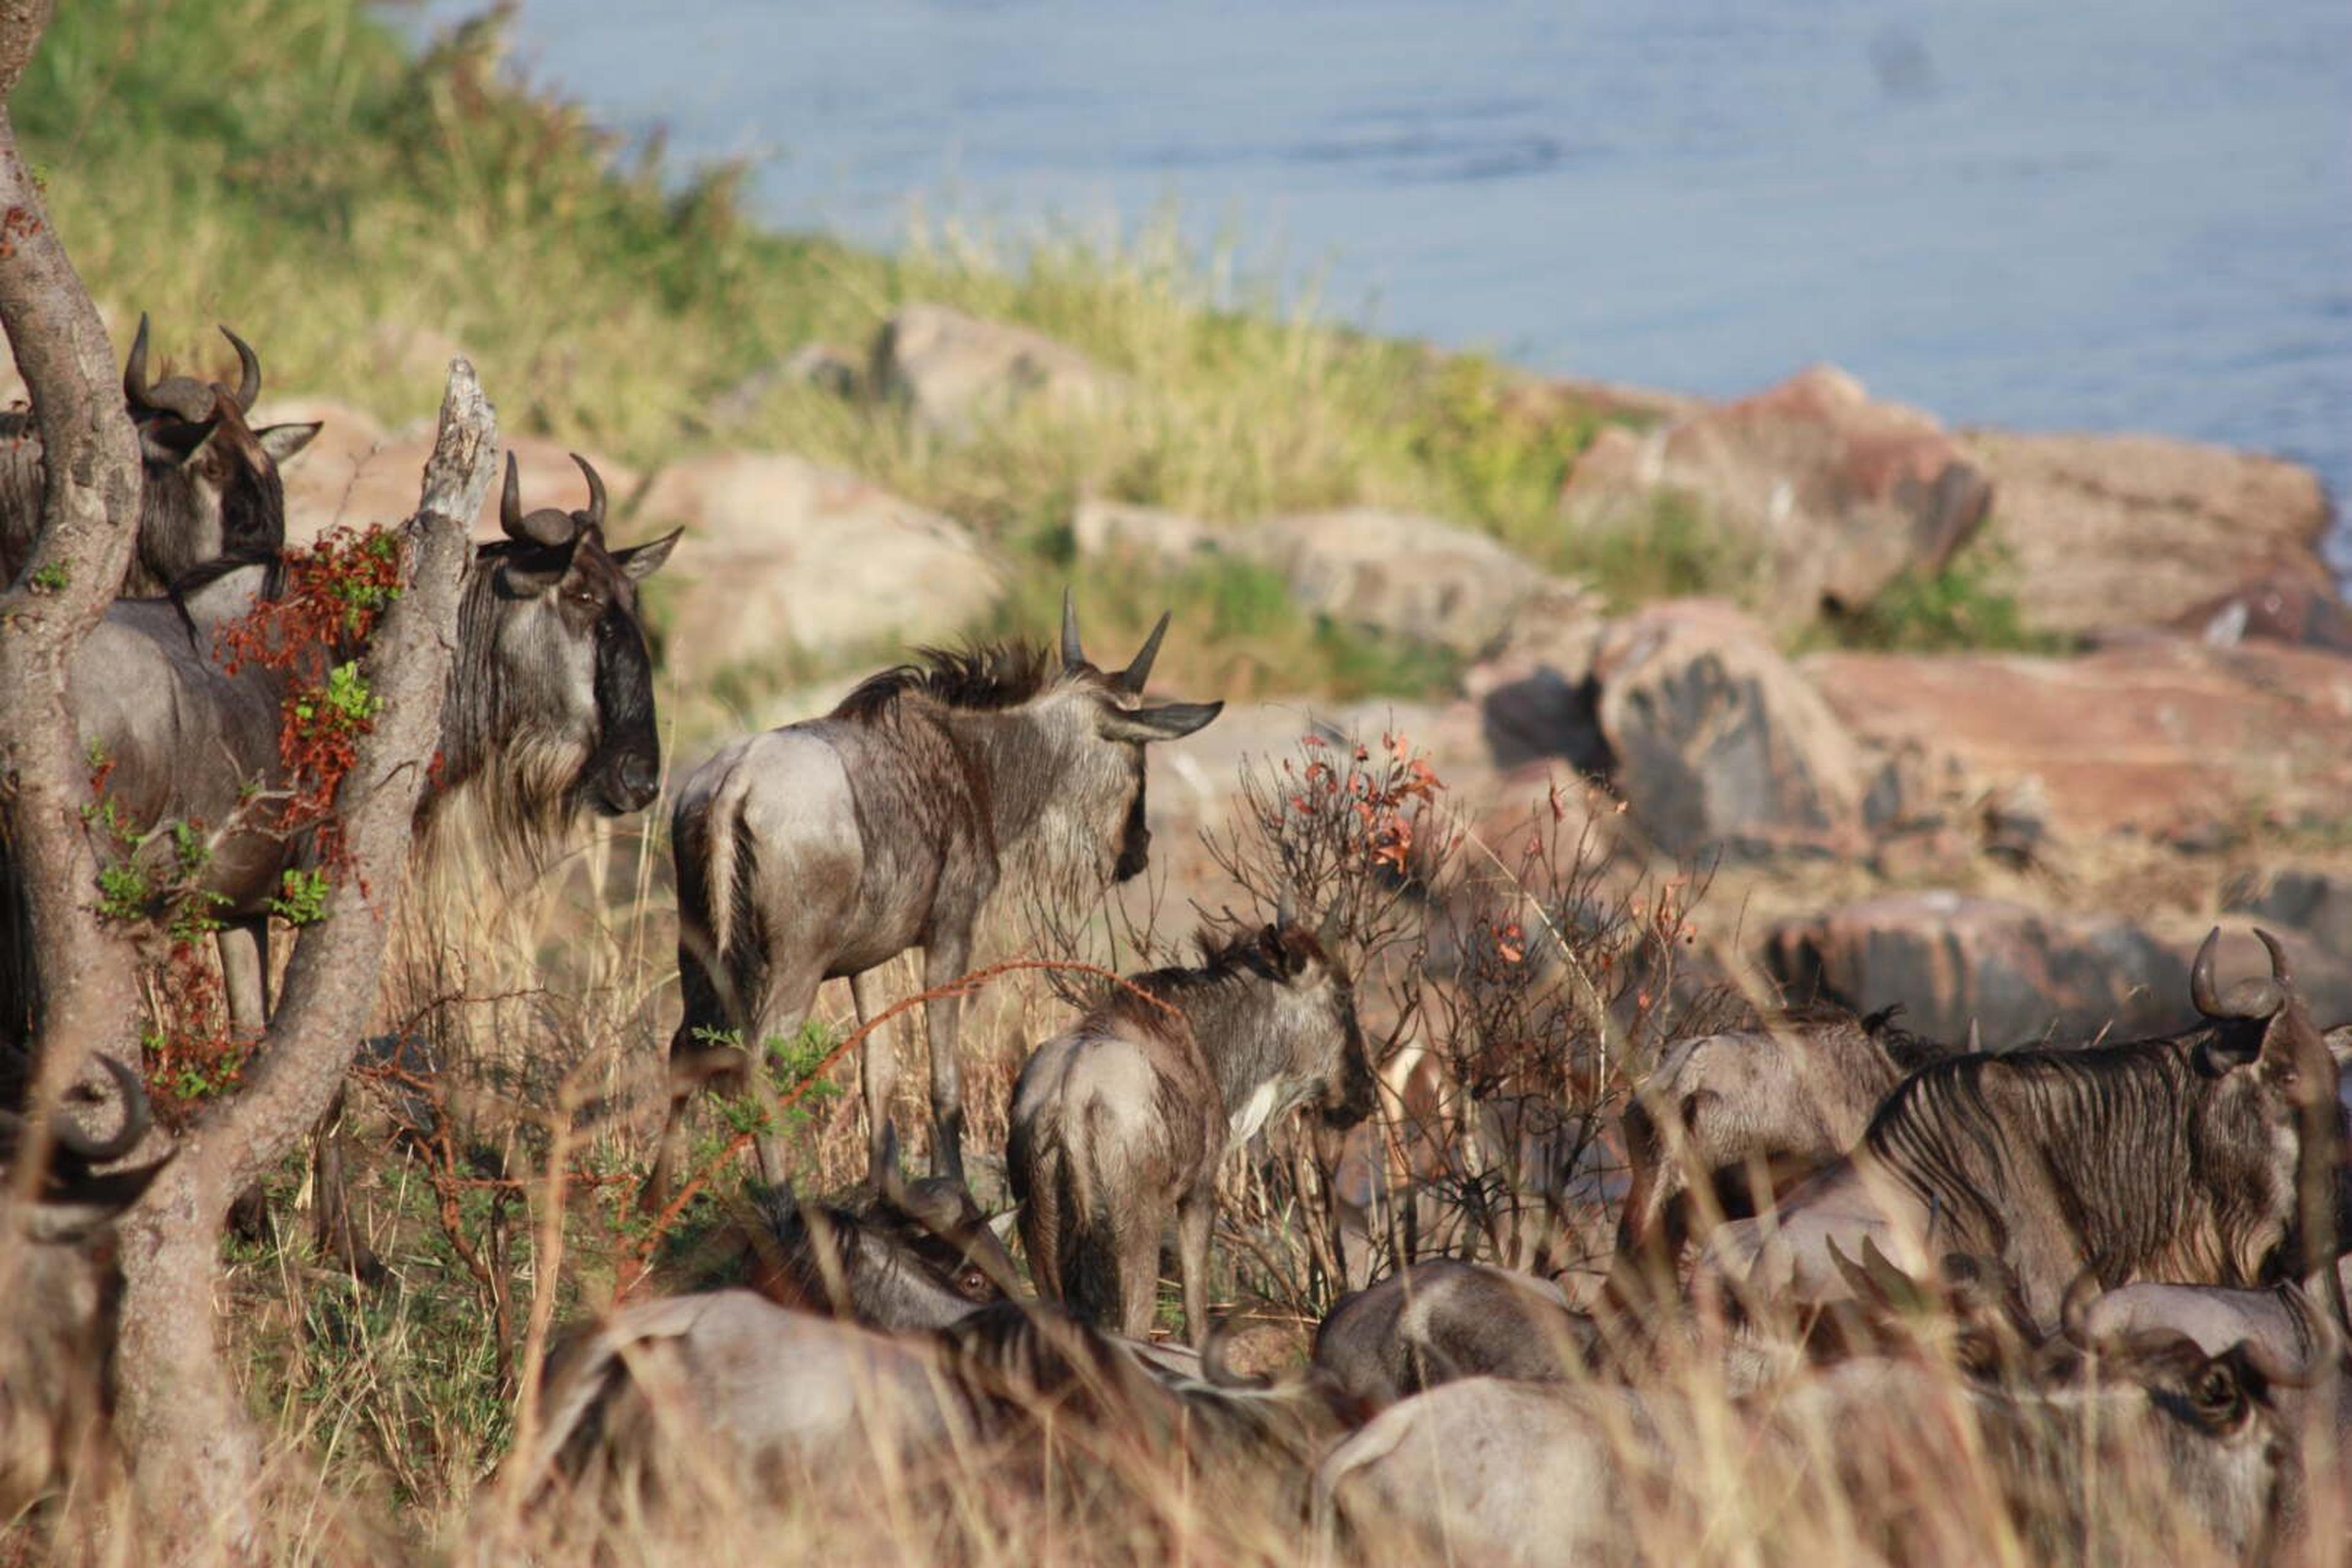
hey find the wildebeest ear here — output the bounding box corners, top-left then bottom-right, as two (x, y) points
(612, 527), (682, 582)
(255, 421), (321, 466)
(1097, 699), (1224, 744)
(496, 537), (579, 598)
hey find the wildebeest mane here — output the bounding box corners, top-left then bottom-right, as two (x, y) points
(831, 641), (1060, 724)
(164, 548), (287, 649)
(1096, 925), (1324, 1040)
(1862, 1028), (2272, 1286)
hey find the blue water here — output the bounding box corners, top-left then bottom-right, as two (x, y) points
(431, 0), (2351, 521)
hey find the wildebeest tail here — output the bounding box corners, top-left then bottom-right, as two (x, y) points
(674, 773), (763, 1027)
(1060, 1099), (1125, 1329)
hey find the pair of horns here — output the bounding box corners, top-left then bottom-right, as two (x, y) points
(2190, 927), (2293, 1021)
(123, 312), (260, 423)
(500, 451), (607, 548)
(0, 1055), (150, 1166)
(1060, 588), (1169, 696)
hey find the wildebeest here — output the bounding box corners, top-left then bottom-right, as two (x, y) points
(1613, 1004), (1952, 1288)
(1692, 930), (2345, 1333)
(1313, 1259), (1596, 1408)
(1317, 1337), (2305, 1567)
(0, 315), (319, 594)
(729, 1145), (1020, 1330)
(517, 1292), (1354, 1534)
(17, 452), (677, 1041)
(0, 1057), (168, 1517)
(653, 593), (1222, 1202)
(1009, 912), (1376, 1344)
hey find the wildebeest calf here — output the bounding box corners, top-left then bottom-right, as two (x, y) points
(1010, 914), (1375, 1344)
(1313, 1259), (1597, 1408)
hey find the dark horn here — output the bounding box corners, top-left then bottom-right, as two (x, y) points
(123, 312), (154, 410)
(500, 452), (525, 541)
(220, 325), (261, 412)
(1060, 587), (1085, 671)
(2190, 927), (2225, 1019)
(570, 452), (606, 529)
(2255, 927), (2295, 989)
(52, 1055), (151, 1163)
(1119, 610), (1172, 695)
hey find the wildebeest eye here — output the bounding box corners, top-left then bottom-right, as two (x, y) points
(955, 1265), (991, 1298)
(2190, 1363), (2247, 1427)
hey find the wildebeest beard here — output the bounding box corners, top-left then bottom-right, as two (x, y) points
(1113, 769), (1150, 883)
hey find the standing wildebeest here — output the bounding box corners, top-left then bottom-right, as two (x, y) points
(1694, 930), (2346, 1333)
(1611, 1004), (1955, 1297)
(1009, 913), (1376, 1344)
(0, 1058), (168, 1516)
(652, 594), (1223, 1202)
(0, 315), (318, 594)
(16, 452), (678, 1042)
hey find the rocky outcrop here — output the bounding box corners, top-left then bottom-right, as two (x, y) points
(1588, 600), (1875, 858)
(1559, 365), (1991, 625)
(1074, 499), (1581, 656)
(871, 303), (1126, 434)
(635, 451), (1004, 684)
(1768, 892), (2193, 1046)
(1804, 636), (2352, 845)
(1964, 430), (2337, 642)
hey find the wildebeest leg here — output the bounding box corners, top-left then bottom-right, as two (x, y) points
(1117, 1201), (1164, 1340)
(850, 967), (902, 1184)
(919, 933), (974, 1186)
(1177, 1183), (1215, 1349)
(311, 1085), (384, 1282)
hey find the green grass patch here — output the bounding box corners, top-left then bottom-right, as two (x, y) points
(1802, 542), (2070, 656)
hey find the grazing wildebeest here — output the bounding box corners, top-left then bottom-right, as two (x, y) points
(0, 315), (319, 594)
(732, 1143), (1020, 1330)
(0, 1057), (168, 1516)
(1613, 1005), (1953, 1283)
(1692, 930), (2345, 1333)
(652, 594), (1223, 1204)
(1313, 1259), (1596, 1408)
(1317, 1337), (2305, 1567)
(518, 1293), (1354, 1529)
(1009, 912), (1376, 1344)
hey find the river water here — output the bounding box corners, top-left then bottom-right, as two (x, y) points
(428, 0), (2350, 518)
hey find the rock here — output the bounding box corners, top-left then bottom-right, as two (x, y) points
(281, 422), (638, 548)
(1255, 508), (1544, 654)
(1767, 892), (2193, 1046)
(1463, 581), (1612, 771)
(709, 342), (864, 424)
(1559, 364), (1991, 624)
(633, 451), (1004, 684)
(1589, 599), (1874, 858)
(1804, 636), (2352, 842)
(1964, 429), (2337, 641)
(2225, 870), (2352, 960)
(871, 304), (1126, 434)
(1070, 499), (1227, 571)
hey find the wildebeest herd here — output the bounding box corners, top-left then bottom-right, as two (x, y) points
(5, 323), (2352, 1562)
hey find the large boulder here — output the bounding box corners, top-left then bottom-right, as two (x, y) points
(1589, 600), (1874, 858)
(633, 451), (1004, 685)
(1804, 636), (2352, 844)
(1255, 508), (1545, 654)
(1964, 429), (2337, 641)
(871, 303), (1126, 434)
(1559, 364), (1990, 625)
(1768, 892), (2193, 1047)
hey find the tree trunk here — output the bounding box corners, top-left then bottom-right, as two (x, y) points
(0, 0), (145, 1163)
(110, 365), (497, 1559)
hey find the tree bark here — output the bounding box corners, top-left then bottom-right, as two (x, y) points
(111, 364), (497, 1559)
(0, 0), (145, 1152)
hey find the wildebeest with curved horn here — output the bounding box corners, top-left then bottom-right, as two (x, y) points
(650, 593), (1223, 1205)
(1693, 929), (2347, 1334)
(0, 314), (319, 594)
(1009, 910), (1375, 1344)
(2, 452), (678, 1042)
(0, 1057), (170, 1516)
